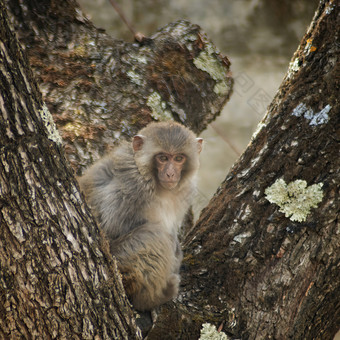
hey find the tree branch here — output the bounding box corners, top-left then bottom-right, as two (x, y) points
(7, 0), (233, 175)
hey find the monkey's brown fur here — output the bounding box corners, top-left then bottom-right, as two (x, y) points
(79, 122), (202, 311)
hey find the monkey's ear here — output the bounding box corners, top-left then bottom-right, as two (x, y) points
(132, 135), (145, 152)
(196, 138), (203, 153)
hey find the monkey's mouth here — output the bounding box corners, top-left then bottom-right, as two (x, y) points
(159, 181), (178, 190)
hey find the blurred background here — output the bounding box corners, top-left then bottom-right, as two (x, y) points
(77, 2), (339, 337)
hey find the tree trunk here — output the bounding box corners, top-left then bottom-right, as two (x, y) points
(147, 1), (340, 339)
(0, 2), (141, 338)
(6, 0), (232, 176)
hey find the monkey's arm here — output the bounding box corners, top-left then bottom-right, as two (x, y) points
(110, 224), (181, 311)
(78, 156), (115, 196)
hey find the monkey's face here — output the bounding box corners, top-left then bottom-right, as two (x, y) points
(132, 122), (203, 189)
(154, 153), (186, 190)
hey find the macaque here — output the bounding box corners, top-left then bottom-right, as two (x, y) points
(79, 121), (202, 311)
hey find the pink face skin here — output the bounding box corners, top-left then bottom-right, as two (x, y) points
(155, 153), (187, 190)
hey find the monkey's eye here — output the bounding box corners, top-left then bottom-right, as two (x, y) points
(157, 154), (168, 162)
(174, 155), (185, 163)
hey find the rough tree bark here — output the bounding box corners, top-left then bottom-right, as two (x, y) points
(6, 0), (232, 175)
(147, 1), (340, 339)
(0, 2), (142, 338)
(2, 0), (339, 339)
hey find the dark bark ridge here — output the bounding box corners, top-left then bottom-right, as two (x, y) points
(147, 1), (339, 339)
(7, 0), (233, 175)
(0, 2), (141, 338)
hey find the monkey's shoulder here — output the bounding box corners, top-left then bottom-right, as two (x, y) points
(85, 143), (135, 181)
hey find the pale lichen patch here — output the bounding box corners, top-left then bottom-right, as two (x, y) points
(292, 103), (312, 118)
(265, 179), (324, 222)
(199, 323), (229, 340)
(233, 231), (252, 243)
(287, 57), (300, 78)
(193, 44), (230, 95)
(325, 3), (335, 14)
(70, 45), (87, 58)
(131, 51), (148, 64)
(146, 92), (173, 120)
(39, 103), (63, 145)
(251, 122), (266, 141)
(63, 120), (85, 137)
(292, 103), (330, 126)
(310, 105), (331, 125)
(127, 70), (142, 86)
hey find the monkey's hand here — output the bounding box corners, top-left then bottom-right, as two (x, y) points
(162, 273), (180, 301)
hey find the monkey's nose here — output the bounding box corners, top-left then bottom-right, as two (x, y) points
(167, 172), (174, 179)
